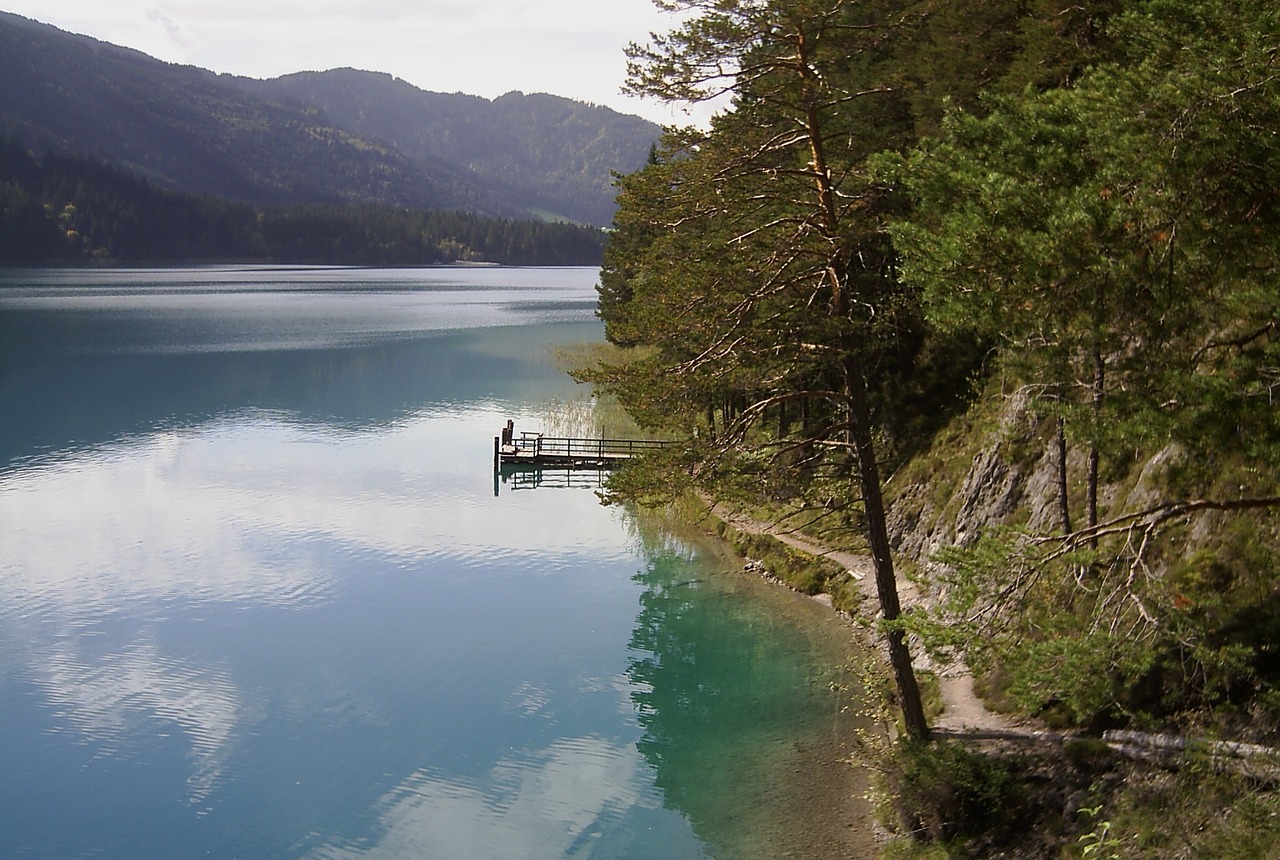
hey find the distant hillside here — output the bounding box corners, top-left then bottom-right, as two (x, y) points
(0, 138), (607, 266)
(0, 12), (661, 227)
(0, 13), (497, 214)
(236, 70), (662, 227)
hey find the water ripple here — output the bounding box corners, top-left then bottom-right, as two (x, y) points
(32, 639), (243, 804)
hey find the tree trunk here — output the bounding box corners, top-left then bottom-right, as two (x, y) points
(1056, 416), (1073, 534)
(846, 354), (931, 742)
(798, 18), (929, 738)
(1087, 348), (1104, 546)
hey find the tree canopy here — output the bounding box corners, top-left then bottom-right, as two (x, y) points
(590, 0), (1279, 757)
(884, 0), (1280, 726)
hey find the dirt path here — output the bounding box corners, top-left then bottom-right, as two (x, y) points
(710, 503), (1025, 736)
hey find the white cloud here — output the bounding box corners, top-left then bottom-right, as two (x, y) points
(145, 8), (190, 48)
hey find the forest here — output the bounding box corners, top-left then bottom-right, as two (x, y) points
(588, 0), (1280, 855)
(0, 140), (607, 266)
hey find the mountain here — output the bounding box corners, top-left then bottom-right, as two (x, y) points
(235, 71), (663, 227)
(0, 12), (661, 226)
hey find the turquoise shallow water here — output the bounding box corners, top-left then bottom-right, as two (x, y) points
(0, 266), (870, 859)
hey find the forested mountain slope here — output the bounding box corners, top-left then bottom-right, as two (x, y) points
(0, 13), (496, 214)
(235, 70), (661, 227)
(0, 139), (606, 265)
(0, 12), (659, 226)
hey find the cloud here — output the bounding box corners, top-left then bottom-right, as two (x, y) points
(145, 8), (189, 46)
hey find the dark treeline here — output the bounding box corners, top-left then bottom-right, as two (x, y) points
(0, 139), (606, 266)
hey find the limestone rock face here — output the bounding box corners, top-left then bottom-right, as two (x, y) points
(886, 391), (1191, 589)
(887, 392), (1046, 570)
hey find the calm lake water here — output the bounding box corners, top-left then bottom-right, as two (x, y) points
(0, 266), (871, 859)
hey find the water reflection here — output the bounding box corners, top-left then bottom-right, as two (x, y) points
(34, 640), (241, 805)
(306, 736), (697, 860)
(627, 544), (871, 859)
(0, 267), (870, 859)
(0, 315), (603, 468)
(1, 411), (645, 618)
(495, 465), (611, 495)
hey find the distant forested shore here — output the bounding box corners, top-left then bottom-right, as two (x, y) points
(0, 140), (606, 267)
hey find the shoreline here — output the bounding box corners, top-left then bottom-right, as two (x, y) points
(686, 532), (884, 858)
(705, 499), (1026, 738)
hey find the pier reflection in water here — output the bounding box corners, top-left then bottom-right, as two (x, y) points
(495, 464), (610, 494)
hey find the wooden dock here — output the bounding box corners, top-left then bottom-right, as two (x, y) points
(493, 420), (674, 472)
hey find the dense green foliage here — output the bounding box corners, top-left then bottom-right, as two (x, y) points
(587, 0), (1130, 746)
(0, 12), (659, 228)
(886, 0), (1280, 733)
(0, 140), (606, 265)
(593, 0), (1278, 852)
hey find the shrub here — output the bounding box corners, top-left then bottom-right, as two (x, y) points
(887, 740), (1024, 842)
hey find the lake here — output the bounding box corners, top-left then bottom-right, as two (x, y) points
(0, 266), (873, 859)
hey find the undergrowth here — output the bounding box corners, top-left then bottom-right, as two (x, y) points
(706, 508), (864, 613)
(872, 731), (1280, 859)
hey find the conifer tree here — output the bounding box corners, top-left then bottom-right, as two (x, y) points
(596, 0), (934, 741)
(882, 0), (1280, 722)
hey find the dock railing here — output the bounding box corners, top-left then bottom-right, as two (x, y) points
(512, 431), (672, 461)
(494, 421), (676, 472)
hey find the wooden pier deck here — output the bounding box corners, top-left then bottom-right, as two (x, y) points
(493, 421), (674, 471)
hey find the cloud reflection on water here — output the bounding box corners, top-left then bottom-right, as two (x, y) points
(34, 640), (242, 805)
(0, 411), (630, 613)
(306, 736), (660, 860)
(0, 406), (639, 818)
(0, 267), (717, 857)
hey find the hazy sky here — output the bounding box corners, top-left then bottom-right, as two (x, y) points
(3, 0), (705, 126)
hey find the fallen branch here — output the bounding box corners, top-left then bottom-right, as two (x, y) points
(1104, 730), (1280, 782)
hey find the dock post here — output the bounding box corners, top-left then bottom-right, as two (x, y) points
(493, 436), (500, 472)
